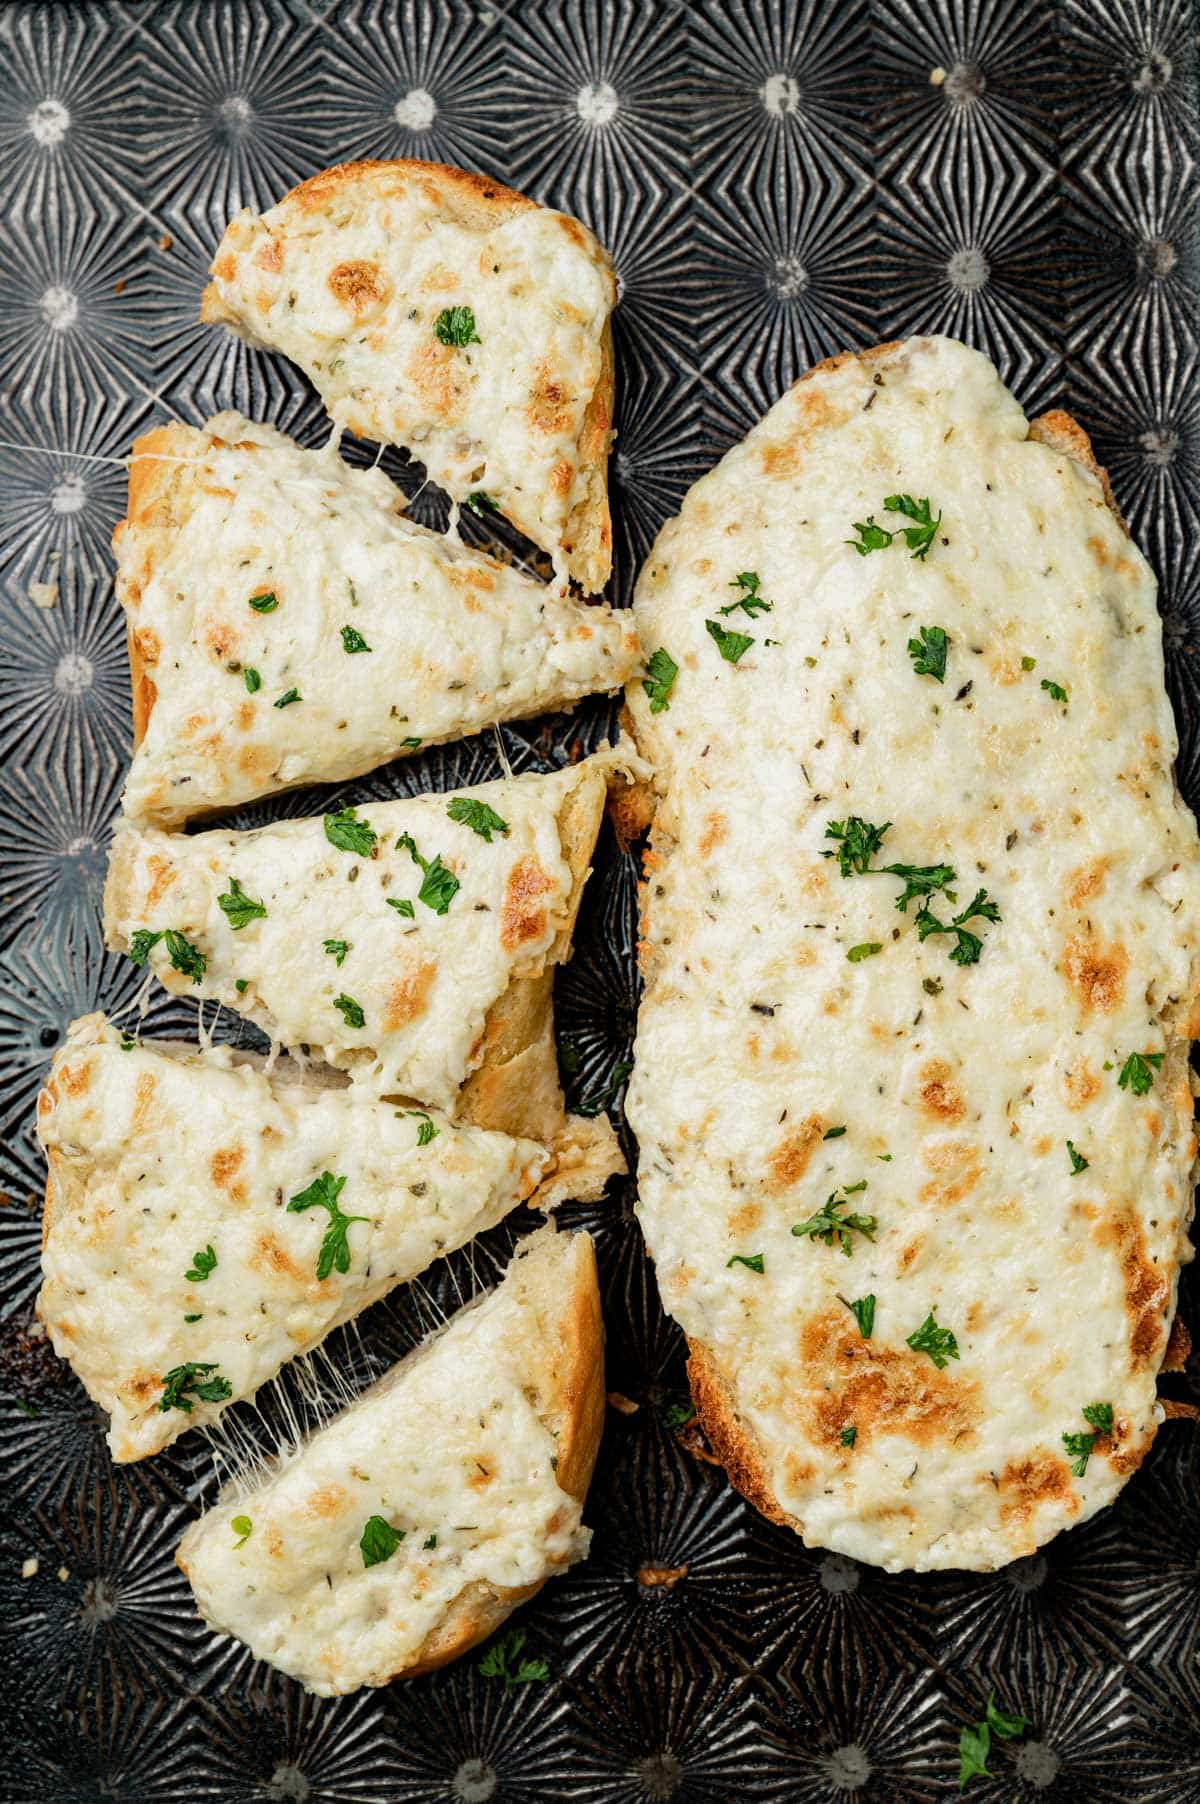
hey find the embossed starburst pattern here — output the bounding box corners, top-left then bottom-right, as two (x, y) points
(1, 1), (1199, 1796)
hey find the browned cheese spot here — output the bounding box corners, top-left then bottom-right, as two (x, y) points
(500, 857), (556, 950)
(210, 1146), (246, 1203)
(1067, 857), (1109, 908)
(61, 1060), (92, 1098)
(698, 812), (727, 857)
(918, 1139), (984, 1207)
(766, 1113), (826, 1192)
(382, 961), (438, 1032)
(799, 1308), (979, 1451)
(1063, 1058), (1101, 1109)
(305, 1484), (347, 1519)
(253, 238), (282, 273)
(998, 1453), (1079, 1536)
(1094, 1212), (1170, 1366)
(1062, 930), (1129, 1017)
(917, 1059), (966, 1124)
(131, 1071), (158, 1134)
(251, 1230), (307, 1283)
(327, 260), (392, 319)
(526, 365), (574, 437)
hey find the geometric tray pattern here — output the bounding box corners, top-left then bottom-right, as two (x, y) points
(1, 2), (1198, 1798)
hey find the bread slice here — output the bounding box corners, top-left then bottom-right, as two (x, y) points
(103, 754), (630, 1198)
(176, 1225), (603, 1694)
(626, 334), (1200, 1571)
(115, 412), (637, 826)
(201, 160), (616, 593)
(36, 1013), (563, 1462)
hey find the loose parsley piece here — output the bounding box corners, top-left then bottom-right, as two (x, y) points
(823, 816), (891, 876)
(434, 305), (480, 347)
(333, 993), (365, 1029)
(466, 491), (494, 513)
(881, 861), (958, 912)
(705, 618), (755, 663)
(479, 1626), (550, 1690)
(360, 1515), (405, 1567)
(840, 1426), (857, 1447)
(1041, 678), (1069, 705)
(396, 832), (460, 914)
(642, 647), (679, 714)
(248, 591), (278, 613)
(915, 889), (1001, 966)
(575, 1058), (634, 1118)
(400, 736), (423, 750)
(184, 1312), (202, 1323)
(1118, 1051), (1162, 1095)
(664, 1401), (697, 1430)
(1083, 1401), (1114, 1436)
(838, 1292), (876, 1338)
(159, 1362), (232, 1414)
(323, 938), (350, 966)
(1067, 1140), (1089, 1174)
(128, 926), (207, 980)
(274, 687), (301, 709)
(1062, 1430), (1097, 1476)
(884, 493), (942, 560)
(1021, 655), (1037, 671)
(726, 1252), (765, 1274)
(407, 1110), (439, 1146)
(823, 1126), (847, 1140)
(847, 942), (882, 962)
(185, 1245), (217, 1283)
(793, 1187), (877, 1257)
(324, 806), (377, 858)
(447, 797), (509, 841)
(387, 897), (415, 918)
(128, 929), (161, 967)
(231, 1515), (252, 1547)
(235, 978), (250, 994)
(341, 624), (372, 654)
(423, 1533), (438, 1550)
(217, 876), (267, 930)
(847, 515), (895, 556)
(906, 1310), (959, 1369)
(719, 571), (773, 619)
(244, 667), (261, 693)
(958, 1723), (993, 1790)
(907, 624), (949, 682)
(119, 1035), (136, 1050)
(288, 1171), (369, 1281)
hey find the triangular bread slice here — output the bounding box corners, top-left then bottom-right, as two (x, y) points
(37, 1014), (555, 1462)
(177, 1225), (602, 1694)
(116, 412), (637, 825)
(103, 755), (629, 1198)
(201, 160), (616, 593)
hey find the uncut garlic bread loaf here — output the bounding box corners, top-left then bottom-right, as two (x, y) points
(626, 335), (1200, 1572)
(201, 160), (616, 592)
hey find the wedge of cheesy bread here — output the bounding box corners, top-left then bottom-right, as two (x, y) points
(116, 412), (637, 826)
(626, 335), (1200, 1571)
(201, 160), (616, 593)
(177, 1225), (602, 1693)
(104, 755), (627, 1198)
(37, 1014), (553, 1461)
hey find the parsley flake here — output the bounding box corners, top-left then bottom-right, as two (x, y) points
(159, 1362), (232, 1414)
(466, 491), (494, 513)
(217, 876), (267, 930)
(914, 888), (1001, 966)
(847, 515), (895, 556)
(1067, 1140), (1089, 1174)
(341, 624), (372, 654)
(705, 618), (755, 663)
(479, 1626), (549, 1690)
(231, 1515), (252, 1547)
(447, 797), (509, 841)
(574, 1058), (634, 1118)
(1021, 655), (1037, 671)
(958, 1723), (993, 1791)
(185, 1245), (217, 1284)
(726, 1252), (765, 1273)
(248, 591), (278, 613)
(288, 1170), (369, 1281)
(333, 993), (365, 1029)
(407, 1110), (438, 1146)
(1118, 1051), (1163, 1095)
(719, 571), (773, 619)
(387, 897), (415, 918)
(823, 816), (891, 876)
(907, 624), (948, 682)
(244, 667), (261, 693)
(1083, 1401), (1114, 1436)
(1041, 678), (1069, 705)
(793, 1188), (877, 1257)
(323, 938), (350, 966)
(884, 493), (943, 559)
(1062, 1430), (1098, 1476)
(274, 687), (300, 708)
(847, 941), (882, 962)
(840, 1426), (857, 1447)
(433, 305), (480, 347)
(395, 832), (459, 914)
(643, 647), (678, 713)
(324, 806), (377, 858)
(906, 1310), (959, 1369)
(823, 1126), (847, 1140)
(664, 1401), (696, 1430)
(839, 1292), (876, 1338)
(360, 1514), (405, 1567)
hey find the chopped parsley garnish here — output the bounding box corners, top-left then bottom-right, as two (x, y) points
(159, 1362), (232, 1414)
(434, 305), (480, 347)
(642, 647), (678, 714)
(387, 897), (415, 918)
(838, 1292), (876, 1338)
(235, 978), (249, 994)
(447, 797), (509, 841)
(914, 888), (1002, 966)
(793, 1187), (876, 1257)
(244, 667), (261, 693)
(395, 832), (459, 915)
(479, 1626), (549, 1689)
(1021, 655), (1037, 671)
(128, 929), (207, 984)
(341, 624), (372, 654)
(183, 1312), (202, 1323)
(1067, 1140), (1089, 1174)
(185, 1245), (217, 1283)
(705, 618), (755, 663)
(119, 1034), (135, 1050)
(1084, 1401), (1114, 1435)
(906, 1310), (959, 1369)
(882, 862), (959, 912)
(466, 491), (494, 513)
(407, 1110), (438, 1146)
(823, 816), (891, 876)
(231, 1515), (252, 1547)
(574, 1058), (634, 1118)
(846, 515), (893, 556)
(360, 1514), (405, 1567)
(1041, 678), (1069, 705)
(840, 1426), (857, 1447)
(847, 942), (882, 962)
(823, 1126), (846, 1140)
(664, 1401), (696, 1430)
(333, 992), (365, 1029)
(922, 976), (943, 996)
(323, 938), (350, 966)
(288, 1170), (369, 1281)
(248, 591), (277, 613)
(726, 1252), (765, 1273)
(1118, 1051), (1163, 1096)
(958, 1693), (1030, 1792)
(274, 687), (301, 708)
(1063, 1402), (1114, 1476)
(400, 736), (423, 750)
(719, 571), (773, 619)
(324, 806), (377, 858)
(848, 494), (942, 561)
(907, 624), (948, 682)
(423, 1533), (438, 1550)
(217, 876), (267, 930)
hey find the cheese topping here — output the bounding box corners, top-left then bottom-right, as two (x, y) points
(204, 163), (615, 587)
(179, 1230), (591, 1695)
(118, 414), (635, 825)
(627, 336), (1200, 1571)
(106, 763), (593, 1112)
(37, 1015), (547, 1460)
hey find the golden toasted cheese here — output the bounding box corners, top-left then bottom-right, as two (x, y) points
(178, 1226), (603, 1694)
(38, 1014), (549, 1462)
(116, 412), (637, 826)
(626, 335), (1200, 1571)
(201, 160), (616, 592)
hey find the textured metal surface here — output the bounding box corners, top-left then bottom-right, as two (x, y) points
(1, 1), (1198, 1798)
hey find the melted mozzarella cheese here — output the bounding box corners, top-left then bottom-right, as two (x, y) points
(179, 1229), (592, 1694)
(38, 1015), (547, 1461)
(106, 762), (595, 1112)
(627, 336), (1200, 1571)
(119, 415), (635, 825)
(204, 165), (615, 587)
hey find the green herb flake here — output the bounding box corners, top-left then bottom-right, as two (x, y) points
(907, 624), (948, 682)
(664, 1401), (696, 1430)
(1118, 1051), (1163, 1095)
(705, 618), (755, 663)
(274, 687), (301, 709)
(360, 1514), (404, 1568)
(886, 493), (942, 559)
(793, 1188), (877, 1257)
(183, 1312), (202, 1323)
(395, 832), (459, 914)
(643, 647), (679, 713)
(1021, 655), (1037, 671)
(341, 624), (372, 654)
(248, 591), (278, 613)
(1083, 1401), (1114, 1436)
(840, 1426), (857, 1448)
(466, 491), (494, 513)
(1041, 678), (1069, 705)
(719, 570), (773, 619)
(159, 1361), (232, 1414)
(323, 938), (350, 966)
(433, 305), (480, 347)
(986, 1694), (1029, 1742)
(119, 1034), (136, 1051)
(217, 876), (267, 931)
(823, 816), (891, 877)
(235, 978), (249, 994)
(914, 888), (1001, 966)
(185, 1244), (217, 1284)
(231, 1515), (253, 1547)
(906, 1310), (959, 1369)
(387, 897), (415, 918)
(479, 1626), (549, 1690)
(823, 1126), (846, 1140)
(333, 993), (365, 1029)
(726, 1252), (765, 1274)
(288, 1170), (369, 1281)
(958, 1722), (993, 1791)
(324, 806), (377, 858)
(847, 515), (894, 556)
(1062, 1429), (1098, 1476)
(847, 942), (883, 962)
(574, 1058), (634, 1118)
(423, 1533), (438, 1550)
(838, 1292), (876, 1338)
(447, 797), (509, 841)
(244, 667), (262, 693)
(407, 1111), (439, 1146)
(1067, 1140), (1089, 1174)
(400, 736), (423, 750)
